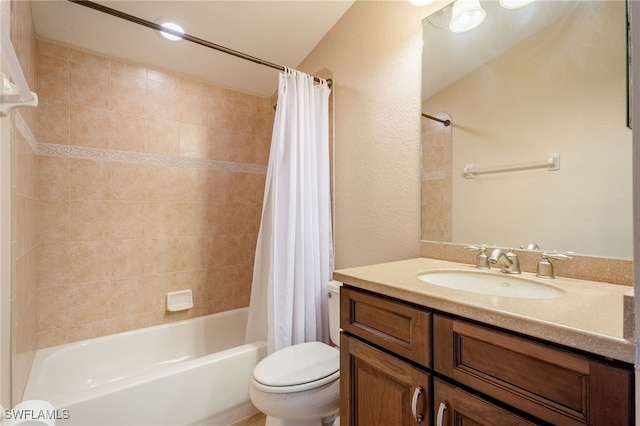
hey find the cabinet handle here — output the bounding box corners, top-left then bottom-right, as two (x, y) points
(436, 401), (448, 426)
(411, 386), (424, 423)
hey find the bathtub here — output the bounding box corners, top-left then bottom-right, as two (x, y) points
(23, 308), (267, 426)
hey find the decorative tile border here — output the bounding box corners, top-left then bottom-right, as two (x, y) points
(37, 143), (267, 174)
(15, 112), (267, 175)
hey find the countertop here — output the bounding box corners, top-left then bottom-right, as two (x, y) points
(333, 257), (635, 364)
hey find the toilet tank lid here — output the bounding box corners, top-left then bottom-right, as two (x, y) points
(253, 341), (339, 387)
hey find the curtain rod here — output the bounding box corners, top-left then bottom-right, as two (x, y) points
(422, 113), (451, 126)
(67, 0), (332, 88)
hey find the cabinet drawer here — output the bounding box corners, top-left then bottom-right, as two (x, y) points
(341, 286), (431, 366)
(434, 315), (633, 425)
(434, 378), (541, 426)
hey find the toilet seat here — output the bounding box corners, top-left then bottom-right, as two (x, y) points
(252, 341), (339, 394)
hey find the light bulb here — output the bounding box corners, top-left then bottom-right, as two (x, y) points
(449, 0), (486, 33)
(159, 22), (184, 41)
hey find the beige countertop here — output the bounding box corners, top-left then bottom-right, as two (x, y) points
(333, 257), (635, 364)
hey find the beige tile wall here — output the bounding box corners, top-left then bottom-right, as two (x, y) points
(34, 39), (273, 348)
(10, 0), (39, 405)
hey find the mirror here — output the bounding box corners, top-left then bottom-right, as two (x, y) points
(420, 0), (632, 259)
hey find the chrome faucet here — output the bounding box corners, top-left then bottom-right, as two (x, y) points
(488, 248), (521, 274)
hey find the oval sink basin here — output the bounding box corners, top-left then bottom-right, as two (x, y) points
(417, 270), (565, 299)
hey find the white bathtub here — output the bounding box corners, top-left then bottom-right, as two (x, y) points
(23, 308), (267, 426)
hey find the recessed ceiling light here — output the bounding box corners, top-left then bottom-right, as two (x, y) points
(159, 22), (184, 41)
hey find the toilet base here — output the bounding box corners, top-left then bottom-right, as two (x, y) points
(250, 371), (339, 426)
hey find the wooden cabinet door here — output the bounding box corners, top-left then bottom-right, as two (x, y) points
(341, 334), (432, 426)
(433, 378), (541, 426)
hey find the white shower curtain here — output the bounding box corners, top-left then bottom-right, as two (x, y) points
(245, 68), (333, 354)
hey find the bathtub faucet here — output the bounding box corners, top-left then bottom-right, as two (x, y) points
(488, 248), (521, 274)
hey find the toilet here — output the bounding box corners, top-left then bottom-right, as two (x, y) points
(249, 281), (342, 426)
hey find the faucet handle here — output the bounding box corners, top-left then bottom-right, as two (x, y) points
(545, 251), (573, 260)
(521, 242), (540, 250)
(464, 245), (490, 269)
(536, 251), (572, 279)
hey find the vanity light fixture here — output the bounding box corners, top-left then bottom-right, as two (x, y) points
(159, 21), (185, 41)
(499, 0), (535, 9)
(449, 0), (486, 33)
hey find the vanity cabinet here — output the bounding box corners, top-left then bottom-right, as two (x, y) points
(340, 286), (634, 426)
(340, 286), (432, 425)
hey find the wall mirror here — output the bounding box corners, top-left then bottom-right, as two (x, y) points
(420, 0), (632, 259)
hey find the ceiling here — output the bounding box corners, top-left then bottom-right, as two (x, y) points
(31, 0), (355, 97)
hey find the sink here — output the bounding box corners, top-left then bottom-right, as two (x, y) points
(417, 270), (565, 299)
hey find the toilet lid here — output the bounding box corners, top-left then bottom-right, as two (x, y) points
(253, 341), (339, 387)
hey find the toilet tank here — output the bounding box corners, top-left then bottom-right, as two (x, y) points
(328, 280), (342, 346)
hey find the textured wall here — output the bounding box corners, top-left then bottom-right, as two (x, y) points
(299, 1), (439, 269)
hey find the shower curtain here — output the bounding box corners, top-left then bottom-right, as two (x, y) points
(246, 68), (333, 354)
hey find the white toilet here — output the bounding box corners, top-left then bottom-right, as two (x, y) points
(250, 281), (342, 426)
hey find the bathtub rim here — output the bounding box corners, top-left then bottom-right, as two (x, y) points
(24, 307), (265, 409)
(34, 307), (251, 356)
